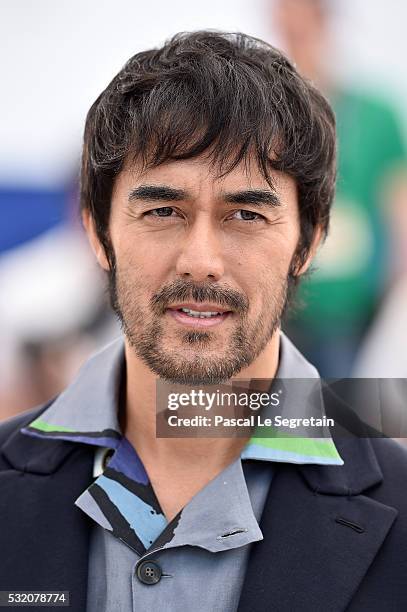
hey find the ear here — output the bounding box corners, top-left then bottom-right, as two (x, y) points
(295, 225), (324, 277)
(82, 209), (110, 272)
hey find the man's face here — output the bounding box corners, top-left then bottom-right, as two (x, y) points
(93, 156), (305, 384)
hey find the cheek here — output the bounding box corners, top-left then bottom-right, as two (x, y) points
(234, 239), (295, 310)
(113, 223), (176, 271)
(113, 233), (148, 273)
(236, 236), (296, 280)
(114, 239), (173, 304)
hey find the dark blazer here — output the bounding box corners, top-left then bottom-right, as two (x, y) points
(1, 387), (407, 612)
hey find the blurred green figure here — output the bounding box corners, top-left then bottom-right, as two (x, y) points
(272, 0), (406, 376)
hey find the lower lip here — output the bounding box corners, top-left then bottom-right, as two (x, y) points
(166, 309), (231, 328)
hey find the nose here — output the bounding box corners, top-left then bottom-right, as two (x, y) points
(175, 215), (225, 282)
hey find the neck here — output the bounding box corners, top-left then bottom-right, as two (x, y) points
(122, 331), (281, 470)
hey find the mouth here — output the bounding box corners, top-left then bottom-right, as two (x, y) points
(165, 303), (233, 328)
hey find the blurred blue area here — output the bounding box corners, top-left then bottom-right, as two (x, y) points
(0, 188), (67, 254)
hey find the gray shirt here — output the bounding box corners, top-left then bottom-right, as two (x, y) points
(86, 460), (273, 612)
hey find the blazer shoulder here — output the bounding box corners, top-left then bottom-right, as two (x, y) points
(368, 437), (407, 512)
(371, 436), (407, 475)
(0, 404), (48, 449)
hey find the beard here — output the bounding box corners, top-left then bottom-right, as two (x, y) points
(108, 253), (296, 385)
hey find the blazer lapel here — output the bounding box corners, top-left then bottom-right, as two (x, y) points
(0, 418), (94, 611)
(237, 386), (398, 612)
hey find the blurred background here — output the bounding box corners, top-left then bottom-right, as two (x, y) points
(1, 0), (407, 420)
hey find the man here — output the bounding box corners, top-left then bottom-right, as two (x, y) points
(1, 31), (407, 612)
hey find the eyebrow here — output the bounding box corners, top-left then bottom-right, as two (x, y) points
(224, 189), (281, 208)
(128, 185), (185, 202)
(128, 185), (282, 209)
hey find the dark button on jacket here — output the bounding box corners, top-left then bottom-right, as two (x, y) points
(136, 560), (162, 585)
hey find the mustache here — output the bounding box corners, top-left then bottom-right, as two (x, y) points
(150, 279), (249, 314)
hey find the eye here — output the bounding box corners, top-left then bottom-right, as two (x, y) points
(231, 210), (265, 222)
(144, 207), (177, 217)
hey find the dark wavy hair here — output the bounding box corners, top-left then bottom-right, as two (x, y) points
(80, 30), (336, 270)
